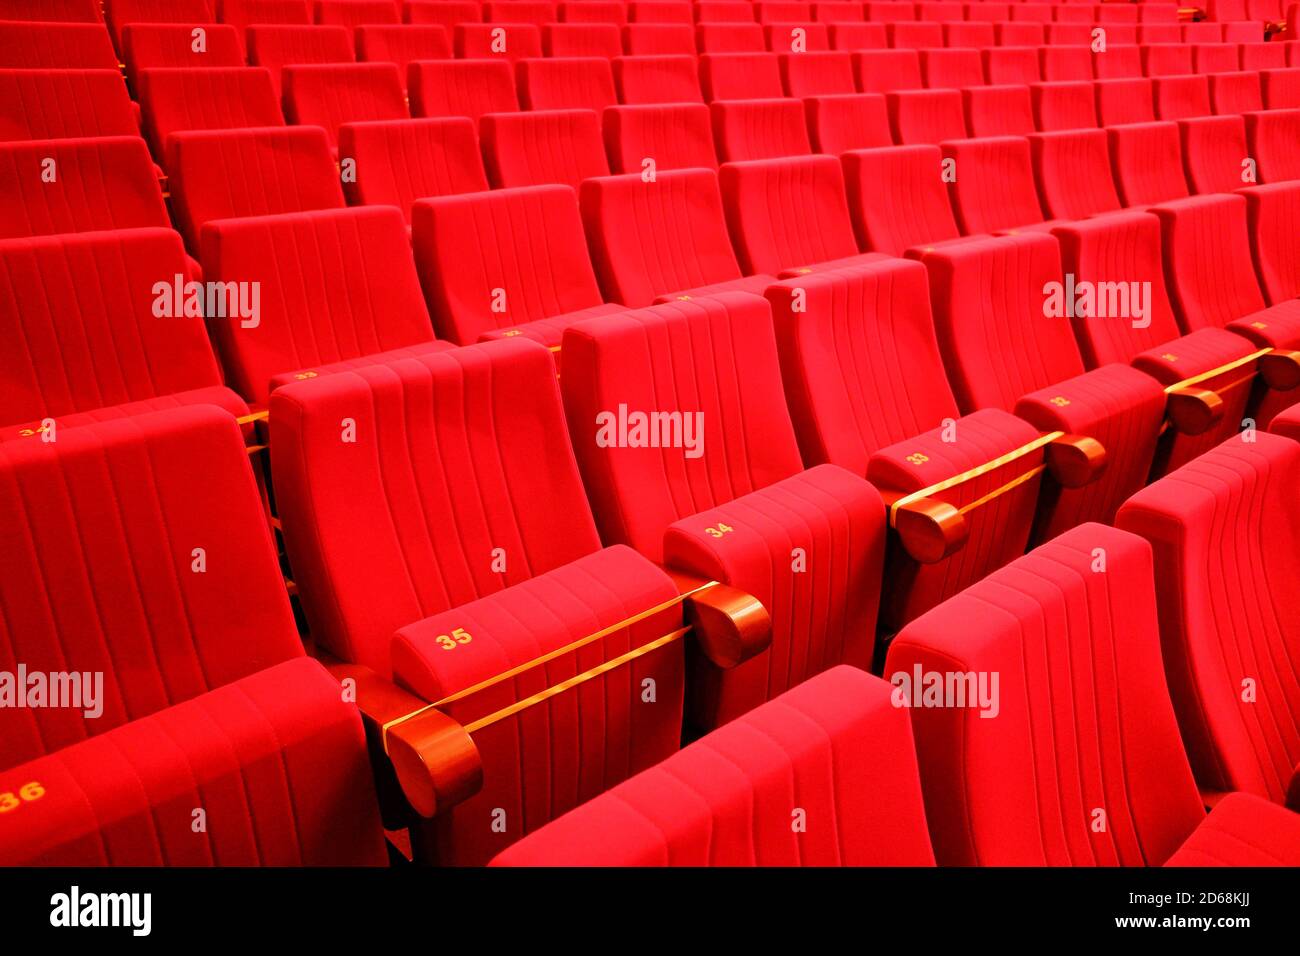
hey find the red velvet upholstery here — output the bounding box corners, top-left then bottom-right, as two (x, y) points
(613, 54), (704, 104)
(412, 184), (621, 346)
(920, 233), (1168, 538)
(481, 109), (609, 189)
(283, 62), (408, 151)
(0, 70), (138, 143)
(1245, 108), (1300, 183)
(0, 21), (117, 70)
(1166, 793), (1300, 866)
(711, 98), (814, 162)
(0, 406), (386, 865)
(1031, 79), (1098, 130)
(168, 126), (345, 250)
(942, 136), (1048, 235)
(1030, 129), (1123, 220)
(701, 52), (783, 100)
(357, 26), (452, 84)
(338, 117), (487, 222)
(108, 0), (216, 47)
(0, 137), (170, 241)
(581, 169), (774, 306)
(718, 155), (886, 276)
(1178, 115), (1249, 195)
(561, 292), (886, 727)
(841, 145), (962, 255)
(409, 58), (519, 126)
(518, 56), (617, 111)
(1117, 432), (1300, 806)
(887, 523), (1211, 866)
(805, 93), (893, 153)
(1106, 121), (1190, 207)
(1095, 77), (1156, 127)
(1240, 182), (1300, 304)
(963, 85), (1036, 137)
(767, 259), (1042, 627)
(122, 25), (245, 85)
(603, 103), (719, 174)
(271, 339), (685, 864)
(0, 229), (247, 435)
(139, 67), (285, 159)
(1051, 211), (1257, 471)
(247, 25), (356, 98)
(455, 22), (543, 60)
(491, 666), (937, 866)
(200, 206), (445, 404)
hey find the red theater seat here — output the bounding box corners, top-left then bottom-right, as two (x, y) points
(412, 184), (622, 346)
(841, 145), (962, 255)
(1107, 121), (1190, 207)
(483, 1), (556, 26)
(1031, 80), (1098, 131)
(0, 406), (387, 866)
(804, 93), (893, 153)
(921, 48), (984, 89)
(0, 229), (248, 439)
(1166, 793), (1300, 866)
(1118, 432), (1300, 808)
(481, 109), (610, 188)
(560, 292), (888, 728)
(409, 59), (519, 125)
(1142, 43), (1194, 76)
(983, 47), (1040, 86)
(122, 25), (245, 85)
(919, 233), (1168, 536)
(941, 136), (1048, 235)
(1240, 181), (1300, 303)
(405, 0), (481, 28)
(491, 667), (936, 866)
(1029, 128), (1123, 220)
(0, 0), (103, 22)
(1095, 77), (1156, 126)
(1209, 71), (1264, 114)
(1052, 211), (1259, 470)
(138, 67), (283, 158)
(1039, 46), (1093, 83)
(612, 54), (704, 103)
(696, 0), (757, 22)
(339, 117), (488, 221)
(1179, 115), (1249, 194)
(248, 25), (357, 97)
(700, 52), (784, 101)
(315, 0), (400, 27)
(629, 1), (693, 24)
(780, 50), (857, 96)
(455, 22), (544, 60)
(603, 103), (719, 173)
(219, 0), (313, 33)
(1260, 69), (1300, 109)
(718, 154), (885, 275)
(962, 85), (1036, 137)
(711, 97), (812, 161)
(887, 522), (1300, 866)
(282, 62), (408, 151)
(518, 56), (618, 112)
(695, 23), (767, 52)
(560, 1), (627, 25)
(622, 23), (697, 54)
(0, 137), (170, 241)
(199, 205), (452, 405)
(0, 21), (118, 70)
(1245, 109), (1300, 183)
(766, 259), (1045, 626)
(1153, 192), (1300, 426)
(1092, 45), (1143, 81)
(854, 49), (923, 94)
(356, 25), (453, 81)
(1153, 75), (1212, 120)
(580, 168), (775, 305)
(543, 22), (624, 56)
(107, 0), (216, 47)
(888, 89), (966, 144)
(0, 70), (137, 143)
(270, 338), (686, 865)
(168, 125), (345, 250)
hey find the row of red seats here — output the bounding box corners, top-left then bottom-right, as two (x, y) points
(4, 295), (1298, 864)
(7, 18), (1267, 82)
(6, 55), (1297, 164)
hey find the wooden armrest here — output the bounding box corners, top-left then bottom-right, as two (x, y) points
(1045, 434), (1107, 488)
(1166, 385), (1224, 436)
(893, 497), (968, 565)
(1260, 349), (1300, 391)
(320, 655), (483, 825)
(683, 582), (771, 668)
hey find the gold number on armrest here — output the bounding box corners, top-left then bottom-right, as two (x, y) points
(436, 627), (473, 651)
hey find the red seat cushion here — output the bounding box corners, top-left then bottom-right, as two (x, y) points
(1165, 793), (1300, 866)
(490, 666), (936, 866)
(392, 544), (684, 866)
(0, 658), (387, 866)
